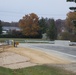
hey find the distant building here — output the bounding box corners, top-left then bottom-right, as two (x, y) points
(2, 30), (7, 35)
(2, 25), (20, 35)
(2, 26), (20, 31)
(1, 21), (20, 31)
(42, 33), (49, 40)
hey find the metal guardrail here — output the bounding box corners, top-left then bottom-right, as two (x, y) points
(25, 40), (55, 43)
(24, 40), (76, 47)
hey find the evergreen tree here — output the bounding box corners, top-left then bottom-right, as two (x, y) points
(38, 17), (47, 34)
(0, 20), (2, 34)
(46, 19), (57, 40)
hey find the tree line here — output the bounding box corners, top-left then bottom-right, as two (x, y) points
(0, 12), (76, 41)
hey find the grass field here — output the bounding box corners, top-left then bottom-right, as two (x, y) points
(0, 65), (75, 75)
(0, 38), (49, 43)
(0, 38), (25, 43)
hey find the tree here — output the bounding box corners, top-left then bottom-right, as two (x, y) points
(19, 13), (40, 37)
(0, 20), (2, 34)
(67, 0), (76, 11)
(46, 19), (57, 40)
(65, 3), (76, 42)
(38, 17), (47, 34)
(66, 12), (76, 33)
(67, 0), (76, 3)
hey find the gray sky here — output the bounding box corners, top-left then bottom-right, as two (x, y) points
(0, 0), (75, 22)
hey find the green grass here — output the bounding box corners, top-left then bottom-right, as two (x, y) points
(0, 38), (25, 43)
(0, 65), (75, 75)
(0, 38), (44, 41)
(0, 38), (49, 43)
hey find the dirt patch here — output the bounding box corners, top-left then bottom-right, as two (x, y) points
(0, 46), (76, 72)
(6, 47), (71, 64)
(0, 52), (36, 69)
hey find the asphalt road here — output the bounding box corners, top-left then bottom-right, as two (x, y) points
(19, 43), (76, 62)
(34, 44), (76, 56)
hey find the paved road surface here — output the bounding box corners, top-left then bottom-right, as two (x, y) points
(18, 43), (76, 73)
(33, 44), (76, 56)
(19, 43), (76, 62)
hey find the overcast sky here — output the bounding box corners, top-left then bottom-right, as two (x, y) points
(0, 0), (75, 22)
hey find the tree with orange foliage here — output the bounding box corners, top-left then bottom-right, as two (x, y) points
(66, 12), (76, 33)
(19, 13), (40, 37)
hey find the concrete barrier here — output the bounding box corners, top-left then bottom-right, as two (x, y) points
(69, 42), (76, 46)
(25, 40), (49, 43)
(55, 40), (70, 46)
